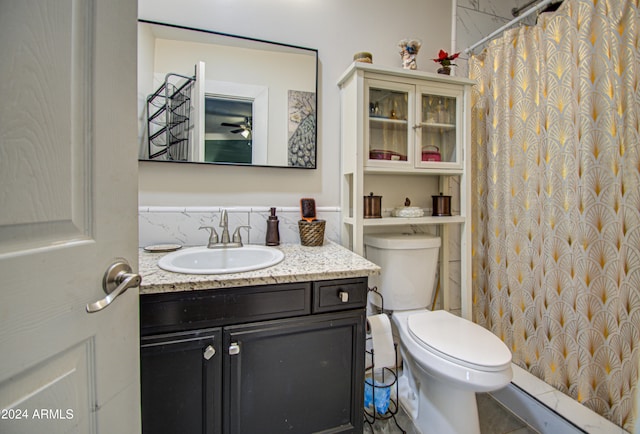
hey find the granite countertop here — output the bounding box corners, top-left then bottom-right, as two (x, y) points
(139, 241), (380, 294)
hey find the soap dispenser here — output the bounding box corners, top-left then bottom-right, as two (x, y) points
(265, 207), (280, 246)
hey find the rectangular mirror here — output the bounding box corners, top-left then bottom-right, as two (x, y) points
(138, 20), (318, 168)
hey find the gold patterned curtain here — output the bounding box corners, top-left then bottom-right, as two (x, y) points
(469, 0), (640, 429)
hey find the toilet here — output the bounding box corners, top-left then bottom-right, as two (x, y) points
(364, 233), (512, 434)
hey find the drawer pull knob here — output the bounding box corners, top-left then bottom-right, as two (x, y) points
(229, 342), (241, 355)
(203, 345), (216, 360)
(339, 291), (349, 302)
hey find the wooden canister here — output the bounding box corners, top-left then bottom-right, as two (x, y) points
(432, 193), (451, 216)
(364, 192), (382, 218)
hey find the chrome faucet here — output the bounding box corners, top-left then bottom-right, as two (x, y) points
(200, 210), (251, 248)
(219, 209), (231, 244)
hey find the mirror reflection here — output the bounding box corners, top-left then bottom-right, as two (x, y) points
(138, 20), (318, 168)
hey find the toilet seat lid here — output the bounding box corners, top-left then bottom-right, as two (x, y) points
(408, 310), (511, 371)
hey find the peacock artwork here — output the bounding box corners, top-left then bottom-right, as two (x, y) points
(287, 90), (316, 168)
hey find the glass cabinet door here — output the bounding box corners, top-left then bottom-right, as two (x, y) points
(365, 80), (414, 169)
(416, 86), (463, 169)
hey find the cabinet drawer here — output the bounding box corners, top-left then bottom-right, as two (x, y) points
(312, 277), (368, 313)
(141, 282), (311, 335)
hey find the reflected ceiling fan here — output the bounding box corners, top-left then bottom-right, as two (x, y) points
(221, 117), (252, 138)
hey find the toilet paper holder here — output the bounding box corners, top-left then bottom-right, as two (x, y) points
(364, 287), (405, 432)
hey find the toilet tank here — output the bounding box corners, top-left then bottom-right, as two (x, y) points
(364, 233), (441, 311)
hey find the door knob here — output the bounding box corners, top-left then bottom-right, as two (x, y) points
(86, 259), (141, 313)
(229, 342), (240, 355)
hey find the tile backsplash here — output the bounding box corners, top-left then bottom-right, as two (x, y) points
(139, 205), (461, 312)
(139, 206), (341, 248)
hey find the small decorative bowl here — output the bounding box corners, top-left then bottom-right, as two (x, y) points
(391, 207), (424, 218)
(353, 52), (373, 63)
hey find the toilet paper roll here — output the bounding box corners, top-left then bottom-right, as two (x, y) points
(366, 313), (396, 368)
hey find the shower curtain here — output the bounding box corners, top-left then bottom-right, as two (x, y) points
(469, 0), (640, 430)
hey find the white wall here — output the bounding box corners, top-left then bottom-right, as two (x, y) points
(138, 0), (452, 208)
(455, 0), (537, 76)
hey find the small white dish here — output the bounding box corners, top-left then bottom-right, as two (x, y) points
(144, 244), (182, 253)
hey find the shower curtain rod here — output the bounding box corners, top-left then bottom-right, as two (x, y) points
(463, 0), (555, 55)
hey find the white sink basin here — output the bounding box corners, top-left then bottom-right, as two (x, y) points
(158, 245), (285, 274)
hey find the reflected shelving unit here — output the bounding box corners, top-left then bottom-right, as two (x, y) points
(147, 72), (196, 161)
(338, 62), (475, 319)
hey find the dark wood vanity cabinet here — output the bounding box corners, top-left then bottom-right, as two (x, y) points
(140, 277), (367, 434)
(140, 328), (222, 434)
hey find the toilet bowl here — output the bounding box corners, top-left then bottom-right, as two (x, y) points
(364, 233), (513, 434)
(393, 309), (512, 433)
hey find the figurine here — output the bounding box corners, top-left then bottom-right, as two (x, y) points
(398, 39), (422, 70)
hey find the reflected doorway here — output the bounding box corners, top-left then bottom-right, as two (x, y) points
(205, 95), (253, 164)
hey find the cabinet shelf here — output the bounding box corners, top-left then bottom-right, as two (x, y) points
(361, 216), (465, 226)
(363, 166), (464, 175)
(422, 121), (455, 131)
(338, 62), (474, 319)
(342, 216), (465, 227)
(370, 117), (408, 129)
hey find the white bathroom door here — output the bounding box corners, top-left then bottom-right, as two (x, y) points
(0, 1), (140, 433)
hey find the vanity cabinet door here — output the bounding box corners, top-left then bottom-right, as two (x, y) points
(141, 328), (222, 434)
(223, 310), (365, 434)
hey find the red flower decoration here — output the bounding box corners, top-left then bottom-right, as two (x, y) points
(432, 49), (460, 67)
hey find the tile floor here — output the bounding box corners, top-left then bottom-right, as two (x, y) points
(363, 392), (539, 434)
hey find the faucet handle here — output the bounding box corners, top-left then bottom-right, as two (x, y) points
(199, 226), (219, 246)
(232, 225), (251, 245)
